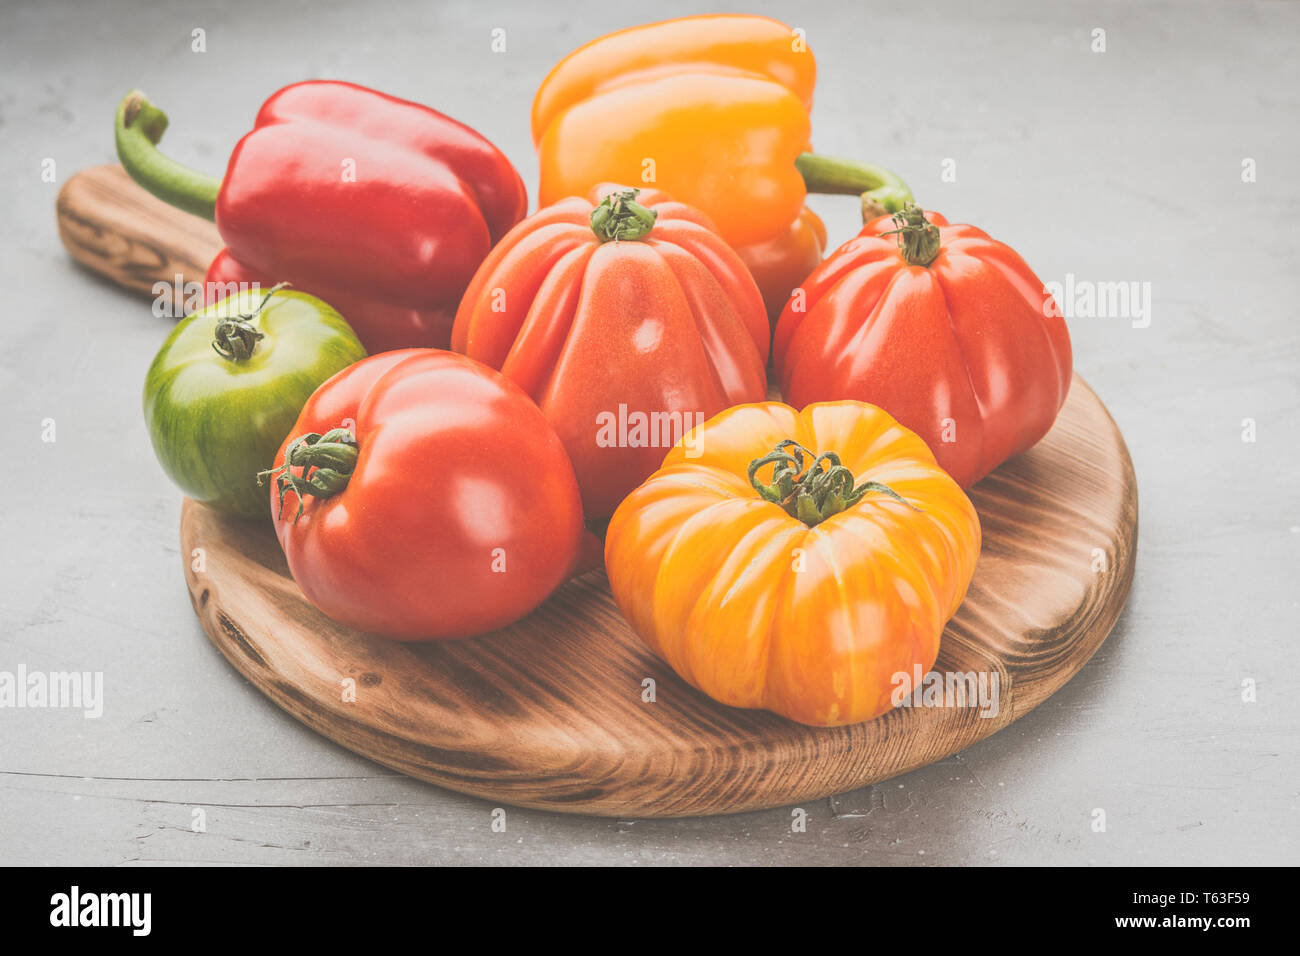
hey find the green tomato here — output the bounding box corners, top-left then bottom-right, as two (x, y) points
(143, 286), (366, 518)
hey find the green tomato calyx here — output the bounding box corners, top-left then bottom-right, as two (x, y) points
(878, 204), (941, 267)
(258, 426), (358, 523)
(211, 282), (290, 361)
(747, 439), (918, 527)
(590, 188), (657, 242)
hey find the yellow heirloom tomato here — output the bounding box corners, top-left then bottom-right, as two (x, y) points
(604, 401), (981, 727)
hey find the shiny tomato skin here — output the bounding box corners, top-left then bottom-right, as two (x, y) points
(269, 350), (585, 640)
(773, 211), (1072, 488)
(451, 185), (770, 519)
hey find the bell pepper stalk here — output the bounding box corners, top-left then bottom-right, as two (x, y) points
(795, 153), (915, 222)
(115, 92), (221, 220)
(112, 82), (529, 353)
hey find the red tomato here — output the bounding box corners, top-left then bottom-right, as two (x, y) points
(451, 185), (770, 518)
(264, 349), (585, 640)
(773, 206), (1073, 487)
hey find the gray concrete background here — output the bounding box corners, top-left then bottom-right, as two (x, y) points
(1, 0), (1297, 865)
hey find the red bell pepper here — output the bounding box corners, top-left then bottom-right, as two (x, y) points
(114, 81), (527, 352)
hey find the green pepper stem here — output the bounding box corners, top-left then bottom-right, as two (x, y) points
(590, 188), (657, 242)
(748, 439), (918, 526)
(115, 91), (221, 221)
(257, 428), (358, 522)
(795, 152), (914, 221)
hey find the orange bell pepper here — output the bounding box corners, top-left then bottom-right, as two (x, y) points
(532, 14), (912, 320)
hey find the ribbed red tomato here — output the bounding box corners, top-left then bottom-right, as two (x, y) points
(774, 205), (1072, 487)
(451, 185), (769, 518)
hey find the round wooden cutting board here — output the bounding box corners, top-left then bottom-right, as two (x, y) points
(179, 375), (1136, 817)
(61, 165), (1138, 818)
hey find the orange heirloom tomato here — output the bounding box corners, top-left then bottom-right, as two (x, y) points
(531, 15), (911, 321)
(451, 185), (769, 519)
(605, 401), (981, 727)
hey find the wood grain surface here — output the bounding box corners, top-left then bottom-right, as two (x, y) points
(178, 374), (1136, 817)
(57, 161), (1138, 819)
(56, 164), (222, 295)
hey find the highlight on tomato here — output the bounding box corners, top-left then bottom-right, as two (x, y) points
(451, 185), (770, 519)
(261, 349), (586, 641)
(774, 205), (1073, 488)
(605, 400), (981, 727)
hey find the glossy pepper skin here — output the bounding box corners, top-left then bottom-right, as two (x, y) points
(605, 401), (981, 726)
(115, 82), (528, 352)
(531, 15), (825, 320)
(774, 207), (1073, 488)
(452, 185), (769, 519)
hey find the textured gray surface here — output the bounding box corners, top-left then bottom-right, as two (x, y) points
(1, 0), (1297, 866)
